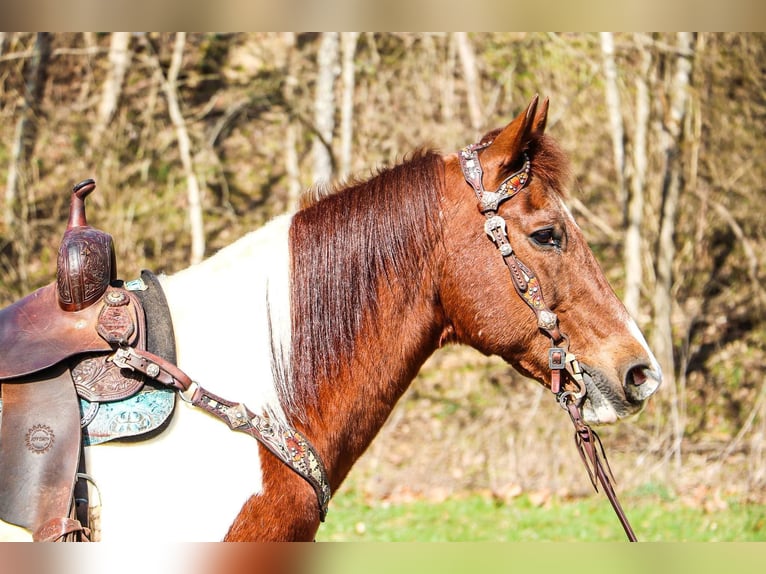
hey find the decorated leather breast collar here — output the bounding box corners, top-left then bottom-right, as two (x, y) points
(458, 141), (639, 542)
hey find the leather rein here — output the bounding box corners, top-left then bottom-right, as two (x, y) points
(458, 141), (638, 542)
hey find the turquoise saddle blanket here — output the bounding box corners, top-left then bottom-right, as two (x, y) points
(0, 386), (175, 447)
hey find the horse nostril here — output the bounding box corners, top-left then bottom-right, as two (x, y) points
(624, 364), (660, 402)
(629, 367), (647, 386)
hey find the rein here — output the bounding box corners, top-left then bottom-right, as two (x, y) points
(459, 141), (638, 542)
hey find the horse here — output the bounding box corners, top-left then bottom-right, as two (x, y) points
(0, 96), (661, 541)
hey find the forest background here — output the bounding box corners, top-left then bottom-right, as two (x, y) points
(0, 32), (764, 516)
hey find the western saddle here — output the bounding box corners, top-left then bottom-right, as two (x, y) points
(0, 180), (177, 541)
(0, 180), (332, 542)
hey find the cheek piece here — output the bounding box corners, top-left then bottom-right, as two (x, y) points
(458, 141), (637, 542)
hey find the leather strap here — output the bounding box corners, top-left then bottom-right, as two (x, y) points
(458, 139), (638, 541)
(562, 398), (637, 541)
(110, 347), (191, 391)
(33, 516), (90, 542)
(190, 386), (331, 521)
(109, 345), (332, 521)
(459, 144), (562, 342)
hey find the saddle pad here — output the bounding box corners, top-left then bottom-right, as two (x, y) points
(79, 270), (177, 446)
(80, 386), (175, 446)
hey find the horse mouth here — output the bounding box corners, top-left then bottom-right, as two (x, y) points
(579, 366), (645, 425)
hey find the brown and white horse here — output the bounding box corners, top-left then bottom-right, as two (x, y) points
(2, 97), (662, 541)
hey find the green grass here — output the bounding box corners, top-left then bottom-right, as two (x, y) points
(316, 489), (766, 542)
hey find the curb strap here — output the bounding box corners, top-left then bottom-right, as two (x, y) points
(110, 346), (331, 521)
(459, 141), (638, 541)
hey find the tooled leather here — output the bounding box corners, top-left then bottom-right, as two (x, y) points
(0, 283), (113, 380)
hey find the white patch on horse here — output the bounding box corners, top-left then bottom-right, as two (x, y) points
(625, 316), (661, 375)
(85, 214), (294, 541)
(0, 520), (30, 541)
(557, 195), (582, 229)
(582, 400), (619, 425)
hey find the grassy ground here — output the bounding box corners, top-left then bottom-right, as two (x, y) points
(316, 488), (766, 542)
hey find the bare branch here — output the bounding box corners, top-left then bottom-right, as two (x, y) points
(142, 33), (206, 265)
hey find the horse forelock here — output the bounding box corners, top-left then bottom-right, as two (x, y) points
(526, 133), (572, 198)
(286, 150), (445, 418)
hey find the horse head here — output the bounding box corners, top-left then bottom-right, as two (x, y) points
(439, 96), (662, 425)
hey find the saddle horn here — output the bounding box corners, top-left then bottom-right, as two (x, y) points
(56, 179), (116, 311)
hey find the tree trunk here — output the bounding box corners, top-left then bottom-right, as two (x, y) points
(281, 32), (302, 212)
(652, 32), (694, 375)
(599, 32), (626, 210)
(339, 32), (359, 181)
(441, 35), (457, 124)
(652, 32), (694, 473)
(623, 37), (652, 319)
(454, 32), (482, 132)
(312, 32), (339, 185)
(92, 32), (132, 146)
(148, 32), (205, 265)
(4, 33), (51, 240)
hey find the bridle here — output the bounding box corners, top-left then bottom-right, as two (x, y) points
(459, 141), (639, 542)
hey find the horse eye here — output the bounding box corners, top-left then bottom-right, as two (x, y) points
(531, 228), (559, 248)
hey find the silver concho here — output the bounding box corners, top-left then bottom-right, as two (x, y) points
(537, 309), (558, 331)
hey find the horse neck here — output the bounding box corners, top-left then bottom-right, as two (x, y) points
(304, 277), (444, 489)
(287, 153), (448, 489)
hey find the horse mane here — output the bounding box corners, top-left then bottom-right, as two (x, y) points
(285, 150), (445, 419)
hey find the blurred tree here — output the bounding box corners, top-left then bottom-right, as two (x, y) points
(454, 32), (482, 132)
(623, 35), (652, 320)
(599, 32), (626, 210)
(339, 32), (359, 181)
(281, 32), (303, 211)
(145, 32), (206, 265)
(652, 32), (695, 472)
(4, 33), (50, 230)
(313, 32), (339, 184)
(3, 33), (50, 293)
(92, 32), (131, 148)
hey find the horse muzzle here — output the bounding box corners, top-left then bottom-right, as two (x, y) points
(578, 363), (662, 425)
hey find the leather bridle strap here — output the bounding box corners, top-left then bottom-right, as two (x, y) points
(110, 346), (331, 521)
(459, 141), (638, 542)
(562, 398), (637, 541)
(459, 143), (562, 344)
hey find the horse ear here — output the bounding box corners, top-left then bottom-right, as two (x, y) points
(485, 95), (539, 166)
(533, 96), (549, 136)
